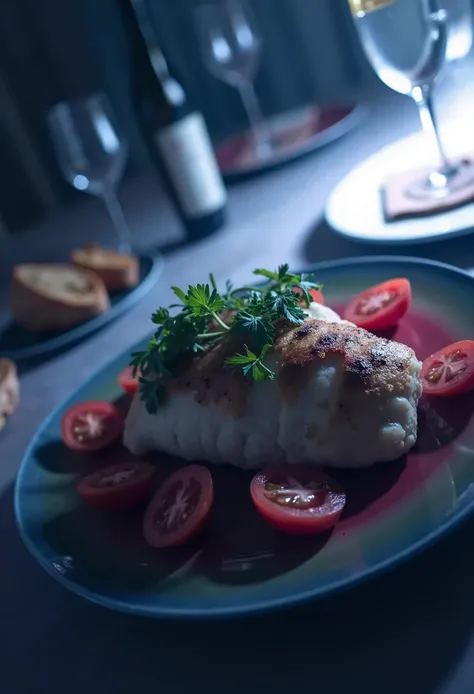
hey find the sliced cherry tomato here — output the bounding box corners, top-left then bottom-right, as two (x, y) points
(77, 460), (155, 510)
(143, 465), (214, 548)
(61, 401), (123, 453)
(293, 287), (324, 305)
(343, 278), (412, 331)
(250, 465), (346, 535)
(421, 340), (474, 397)
(118, 365), (139, 396)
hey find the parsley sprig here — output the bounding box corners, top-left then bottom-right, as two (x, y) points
(131, 265), (321, 413)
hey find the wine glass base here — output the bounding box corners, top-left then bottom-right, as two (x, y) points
(406, 160), (474, 201)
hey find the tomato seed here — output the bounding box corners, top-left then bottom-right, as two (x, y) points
(73, 413), (105, 441)
(444, 363), (467, 383)
(94, 467), (140, 488)
(264, 479), (327, 509)
(358, 291), (394, 316)
(447, 350), (467, 364)
(153, 478), (201, 534)
(426, 363), (444, 383)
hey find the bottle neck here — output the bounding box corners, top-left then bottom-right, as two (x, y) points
(130, 0), (186, 109)
(131, 1), (168, 74)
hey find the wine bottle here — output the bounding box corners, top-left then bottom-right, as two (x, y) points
(123, 0), (227, 240)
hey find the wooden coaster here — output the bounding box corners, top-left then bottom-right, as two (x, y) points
(382, 159), (474, 222)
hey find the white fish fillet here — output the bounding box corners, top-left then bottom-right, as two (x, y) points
(123, 304), (423, 469)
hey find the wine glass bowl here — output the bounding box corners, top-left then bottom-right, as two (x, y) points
(196, 0), (261, 87)
(47, 93), (132, 252)
(350, 0), (474, 200)
(354, 3), (448, 96)
(195, 0), (272, 159)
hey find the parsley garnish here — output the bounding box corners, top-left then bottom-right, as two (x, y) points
(131, 266), (321, 413)
(225, 344), (275, 382)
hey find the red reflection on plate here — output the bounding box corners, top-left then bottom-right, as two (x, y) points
(216, 105), (355, 173)
(329, 307), (474, 532)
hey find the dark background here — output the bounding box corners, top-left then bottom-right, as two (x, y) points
(0, 0), (368, 234)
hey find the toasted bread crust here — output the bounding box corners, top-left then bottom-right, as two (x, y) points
(0, 358), (19, 431)
(70, 245), (139, 292)
(10, 263), (110, 332)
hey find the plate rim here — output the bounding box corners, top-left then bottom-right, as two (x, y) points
(1, 253), (164, 361)
(324, 133), (474, 245)
(14, 255), (474, 619)
(219, 103), (367, 181)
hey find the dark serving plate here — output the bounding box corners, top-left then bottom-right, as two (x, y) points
(0, 254), (163, 362)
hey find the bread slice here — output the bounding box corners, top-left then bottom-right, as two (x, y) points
(10, 263), (110, 332)
(0, 358), (19, 431)
(70, 244), (139, 292)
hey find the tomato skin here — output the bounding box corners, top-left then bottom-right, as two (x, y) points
(309, 289), (324, 305)
(293, 287), (324, 305)
(77, 461), (155, 510)
(421, 340), (474, 397)
(118, 366), (139, 396)
(61, 401), (124, 453)
(143, 465), (214, 548)
(250, 466), (346, 535)
(343, 278), (412, 331)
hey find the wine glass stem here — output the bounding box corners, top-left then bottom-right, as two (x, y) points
(237, 81), (272, 158)
(101, 189), (132, 253)
(412, 84), (453, 175)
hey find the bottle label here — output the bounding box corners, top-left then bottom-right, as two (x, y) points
(155, 113), (226, 218)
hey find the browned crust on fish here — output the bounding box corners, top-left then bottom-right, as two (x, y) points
(277, 320), (416, 396)
(167, 319), (417, 416)
(168, 336), (251, 418)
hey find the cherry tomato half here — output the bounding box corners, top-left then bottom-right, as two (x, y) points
(343, 278), (412, 331)
(118, 365), (139, 396)
(250, 465), (346, 535)
(77, 460), (155, 510)
(421, 340), (474, 397)
(293, 287), (324, 305)
(143, 465), (214, 548)
(61, 401), (123, 453)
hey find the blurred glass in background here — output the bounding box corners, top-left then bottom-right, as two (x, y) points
(47, 93), (132, 251)
(0, 0), (473, 234)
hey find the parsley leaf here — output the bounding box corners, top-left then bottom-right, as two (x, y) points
(225, 344), (275, 382)
(171, 286), (187, 304)
(296, 274), (323, 307)
(264, 290), (306, 324)
(253, 268), (279, 281)
(138, 377), (166, 415)
(185, 284), (225, 316)
(232, 310), (274, 348)
(151, 307), (170, 325)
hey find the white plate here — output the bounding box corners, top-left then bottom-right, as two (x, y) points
(325, 124), (474, 244)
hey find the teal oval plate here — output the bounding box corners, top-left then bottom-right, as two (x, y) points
(14, 257), (474, 619)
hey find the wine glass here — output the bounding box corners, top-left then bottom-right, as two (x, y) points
(47, 93), (132, 252)
(350, 0), (474, 200)
(195, 0), (273, 160)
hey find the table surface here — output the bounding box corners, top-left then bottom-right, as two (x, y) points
(3, 73), (474, 694)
